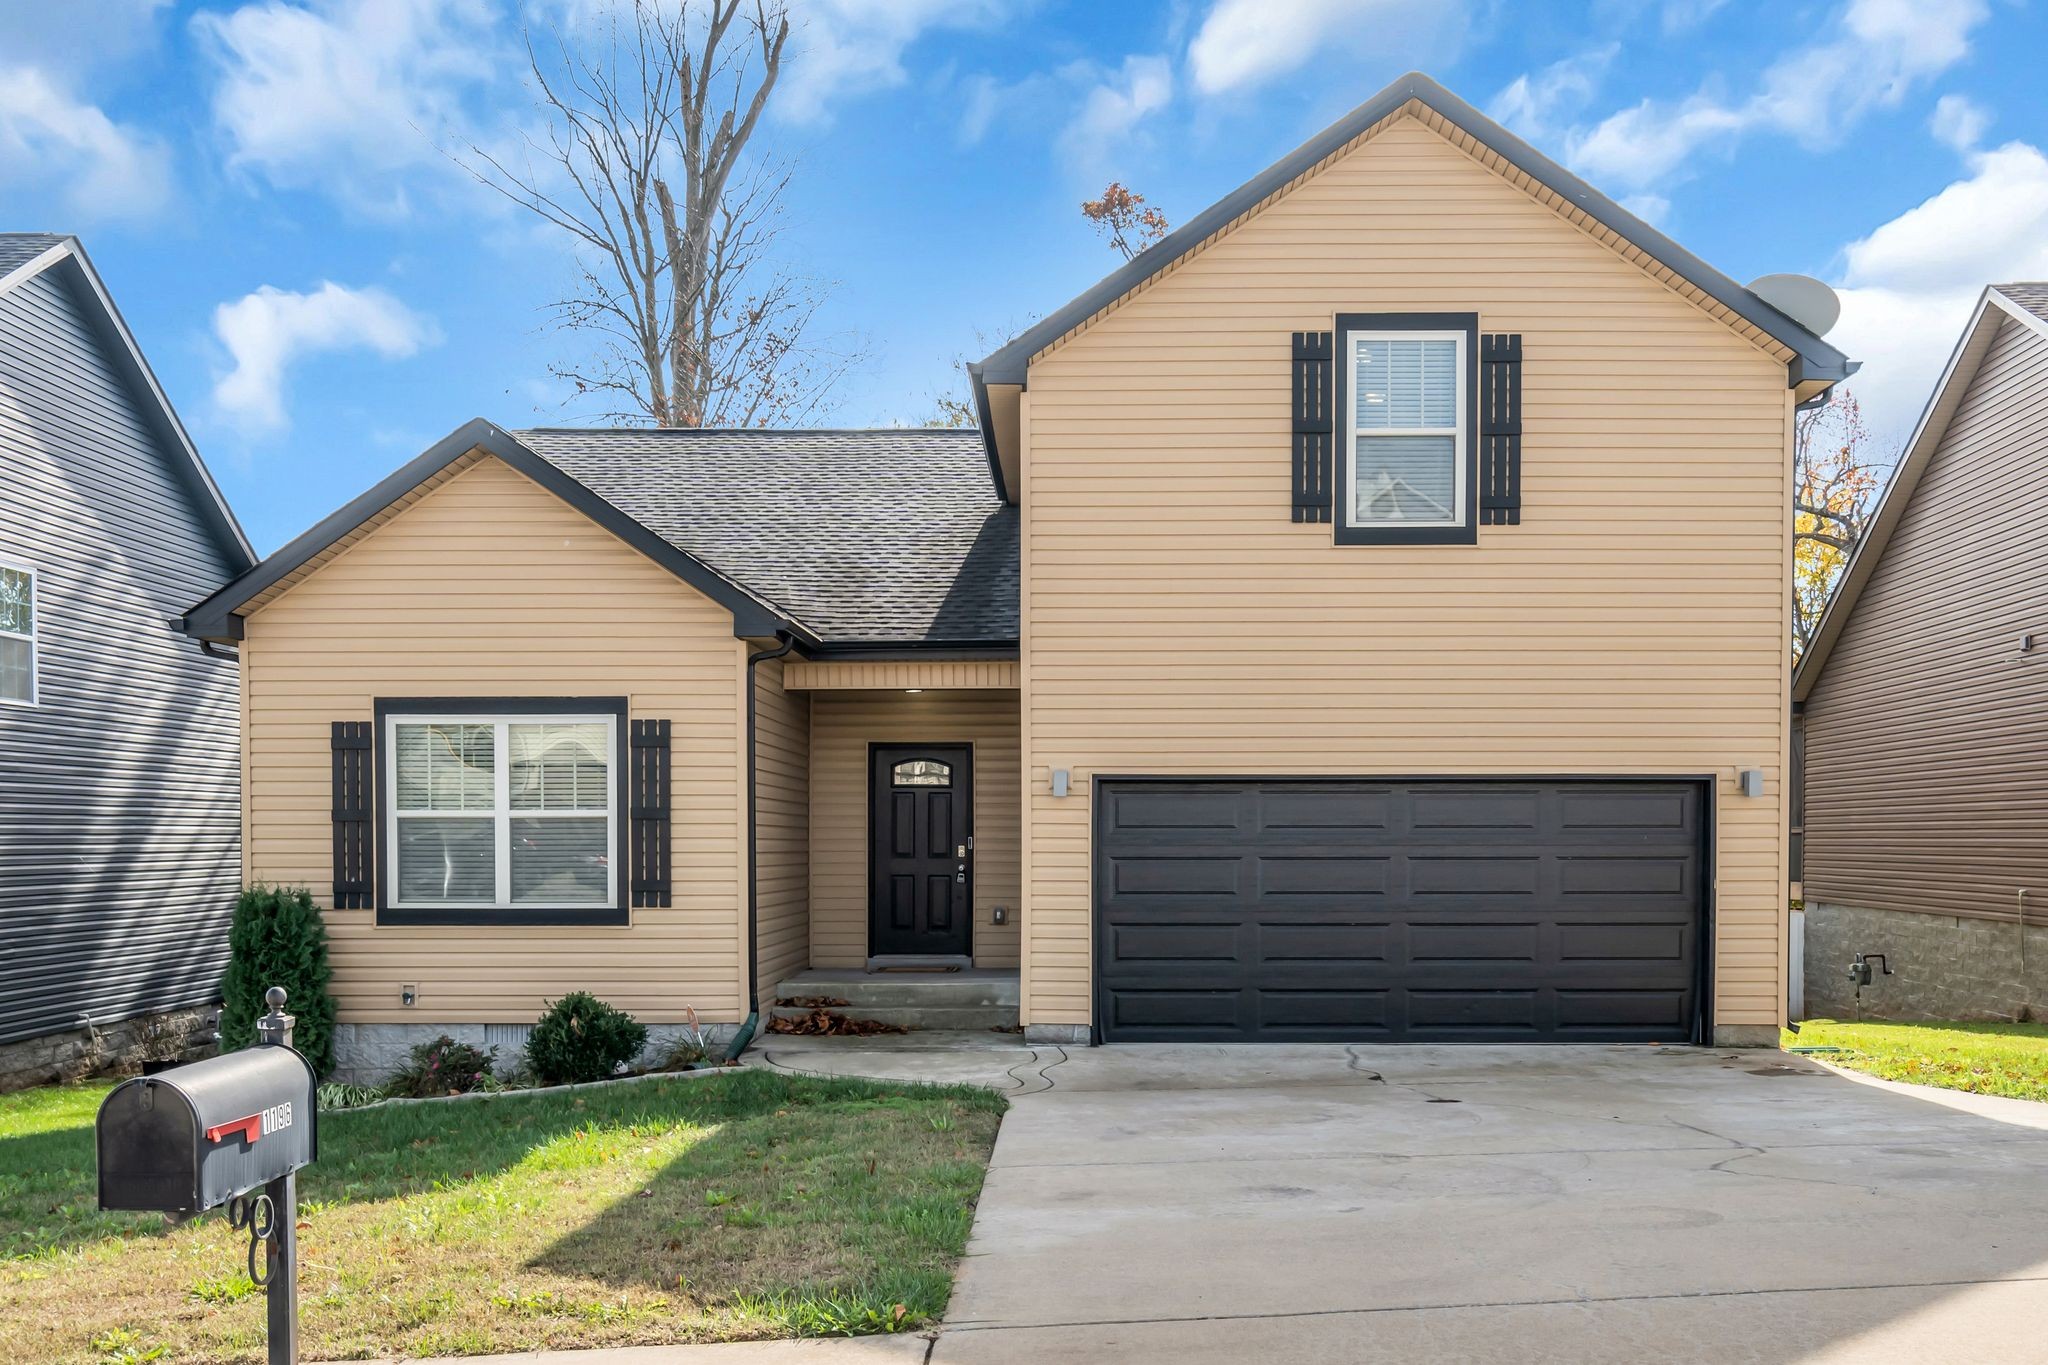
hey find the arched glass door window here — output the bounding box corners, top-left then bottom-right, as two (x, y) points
(891, 758), (952, 787)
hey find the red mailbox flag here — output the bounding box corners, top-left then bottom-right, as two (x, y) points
(206, 1114), (264, 1145)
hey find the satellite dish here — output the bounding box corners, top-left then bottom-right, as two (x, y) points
(1747, 273), (1842, 338)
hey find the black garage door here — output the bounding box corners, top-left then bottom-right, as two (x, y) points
(1095, 780), (1704, 1043)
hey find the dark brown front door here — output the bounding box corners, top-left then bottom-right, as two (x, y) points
(869, 744), (972, 958)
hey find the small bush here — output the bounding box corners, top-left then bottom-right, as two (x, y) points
(524, 992), (647, 1086)
(385, 1035), (496, 1098)
(220, 886), (336, 1077)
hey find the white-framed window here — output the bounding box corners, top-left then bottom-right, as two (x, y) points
(382, 711), (619, 913)
(1345, 330), (1467, 529)
(0, 561), (36, 707)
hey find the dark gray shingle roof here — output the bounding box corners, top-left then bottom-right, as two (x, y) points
(0, 233), (65, 275)
(517, 427), (1017, 645)
(1996, 283), (2048, 325)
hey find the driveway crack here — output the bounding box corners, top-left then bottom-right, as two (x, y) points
(1707, 1146), (1883, 1196)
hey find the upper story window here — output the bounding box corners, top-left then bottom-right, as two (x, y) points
(1348, 332), (1466, 528)
(0, 563), (35, 706)
(383, 709), (619, 915)
(1331, 313), (1479, 546)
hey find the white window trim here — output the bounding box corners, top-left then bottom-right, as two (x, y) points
(1343, 328), (1468, 530)
(382, 711), (620, 912)
(0, 558), (36, 708)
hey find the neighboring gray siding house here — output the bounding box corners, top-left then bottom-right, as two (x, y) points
(1796, 284), (2048, 1021)
(0, 235), (254, 1083)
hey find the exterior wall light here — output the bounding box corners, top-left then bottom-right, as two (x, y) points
(1051, 768), (1071, 797)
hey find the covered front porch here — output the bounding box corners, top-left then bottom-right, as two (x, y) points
(753, 656), (1022, 1031)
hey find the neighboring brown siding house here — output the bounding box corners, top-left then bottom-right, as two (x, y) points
(1796, 286), (2048, 1021)
(185, 73), (1850, 1077)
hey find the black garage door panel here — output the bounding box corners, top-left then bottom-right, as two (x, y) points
(1095, 781), (1703, 1043)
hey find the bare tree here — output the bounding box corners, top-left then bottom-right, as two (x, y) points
(1792, 390), (1892, 659)
(921, 387), (978, 429)
(917, 186), (1170, 427)
(918, 322), (1037, 429)
(456, 0), (854, 426)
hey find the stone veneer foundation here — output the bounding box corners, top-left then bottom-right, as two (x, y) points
(331, 1021), (743, 1085)
(0, 1005), (218, 1092)
(1803, 899), (2048, 1022)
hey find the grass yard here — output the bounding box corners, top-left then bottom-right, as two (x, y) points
(1788, 1018), (2048, 1102)
(0, 1068), (1004, 1363)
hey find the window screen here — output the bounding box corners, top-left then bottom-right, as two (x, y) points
(387, 713), (617, 910)
(1349, 335), (1465, 527)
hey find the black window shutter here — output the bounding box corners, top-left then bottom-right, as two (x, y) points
(330, 721), (372, 910)
(1291, 331), (1334, 523)
(630, 719), (671, 908)
(1480, 334), (1523, 526)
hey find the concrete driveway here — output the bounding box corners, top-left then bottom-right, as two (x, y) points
(764, 1038), (2048, 1363)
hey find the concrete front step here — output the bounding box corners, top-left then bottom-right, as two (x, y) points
(771, 967), (1021, 1032)
(773, 968), (1020, 1010)
(768, 1004), (1021, 1032)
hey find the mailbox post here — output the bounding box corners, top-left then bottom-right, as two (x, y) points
(254, 988), (300, 1364)
(97, 985), (317, 1365)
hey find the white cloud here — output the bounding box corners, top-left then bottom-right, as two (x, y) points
(1929, 92), (1988, 152)
(1660, 0), (1728, 31)
(1187, 0), (1470, 97)
(0, 2), (170, 76)
(212, 282), (438, 434)
(1563, 0), (1989, 190)
(193, 0), (504, 217)
(1831, 137), (2048, 441)
(1490, 44), (1617, 142)
(957, 72), (1004, 145)
(780, 0), (1015, 123)
(1059, 55), (1173, 177)
(0, 65), (171, 222)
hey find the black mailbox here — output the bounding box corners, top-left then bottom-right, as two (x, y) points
(97, 1045), (318, 1214)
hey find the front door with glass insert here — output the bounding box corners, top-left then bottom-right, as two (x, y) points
(868, 744), (972, 958)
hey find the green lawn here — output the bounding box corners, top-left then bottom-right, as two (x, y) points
(0, 1069), (1004, 1363)
(1788, 1018), (2048, 1102)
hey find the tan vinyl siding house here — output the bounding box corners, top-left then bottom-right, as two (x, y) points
(239, 455), (749, 1028)
(751, 655), (809, 1008)
(1795, 287), (2048, 1020)
(1013, 112), (1798, 1036)
(187, 73), (1848, 1073)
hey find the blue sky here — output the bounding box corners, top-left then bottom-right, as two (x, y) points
(3, 0), (2043, 553)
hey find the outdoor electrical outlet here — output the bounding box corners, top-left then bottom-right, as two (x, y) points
(401, 984), (417, 1007)
(992, 905), (1009, 926)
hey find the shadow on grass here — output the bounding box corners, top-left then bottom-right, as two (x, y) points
(1, 1069), (1000, 1274)
(530, 1071), (1004, 1332)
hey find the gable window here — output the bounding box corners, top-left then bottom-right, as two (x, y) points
(378, 699), (627, 925)
(0, 563), (34, 706)
(1334, 313), (1479, 545)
